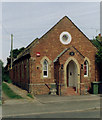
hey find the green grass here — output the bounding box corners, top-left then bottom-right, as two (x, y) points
(0, 101), (1, 105)
(2, 82), (22, 99)
(7, 80), (12, 83)
(27, 93), (33, 98)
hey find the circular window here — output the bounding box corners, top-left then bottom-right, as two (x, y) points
(60, 32), (72, 45)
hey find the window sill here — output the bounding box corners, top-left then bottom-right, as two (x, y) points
(84, 75), (88, 77)
(43, 76), (48, 78)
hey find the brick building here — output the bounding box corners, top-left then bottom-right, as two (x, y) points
(9, 16), (99, 95)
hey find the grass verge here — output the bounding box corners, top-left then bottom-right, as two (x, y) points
(2, 82), (22, 99)
(27, 93), (33, 98)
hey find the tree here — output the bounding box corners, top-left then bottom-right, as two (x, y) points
(96, 47), (102, 64)
(9, 47), (25, 59)
(0, 60), (3, 68)
(0, 60), (3, 84)
(0, 59), (11, 83)
(95, 46), (102, 80)
(92, 34), (102, 80)
(92, 35), (102, 49)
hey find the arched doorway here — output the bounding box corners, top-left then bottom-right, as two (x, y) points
(66, 60), (78, 91)
(64, 57), (80, 94)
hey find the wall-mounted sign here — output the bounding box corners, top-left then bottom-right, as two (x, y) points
(69, 52), (75, 56)
(36, 52), (40, 57)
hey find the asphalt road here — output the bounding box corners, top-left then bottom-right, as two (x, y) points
(5, 109), (100, 118)
(2, 95), (100, 118)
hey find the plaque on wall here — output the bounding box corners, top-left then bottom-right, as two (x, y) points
(69, 52), (75, 56)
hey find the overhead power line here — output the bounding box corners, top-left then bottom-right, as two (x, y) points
(2, 22), (101, 46)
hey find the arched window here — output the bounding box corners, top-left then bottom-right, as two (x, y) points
(84, 60), (89, 77)
(43, 60), (48, 77)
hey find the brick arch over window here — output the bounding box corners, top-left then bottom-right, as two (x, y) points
(64, 57), (80, 94)
(40, 56), (52, 79)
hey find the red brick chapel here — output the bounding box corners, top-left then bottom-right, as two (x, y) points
(9, 16), (99, 95)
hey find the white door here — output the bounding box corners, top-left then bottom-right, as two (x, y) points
(67, 61), (77, 88)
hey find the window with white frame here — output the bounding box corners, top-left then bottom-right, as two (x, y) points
(60, 31), (72, 45)
(84, 60), (89, 77)
(43, 60), (48, 77)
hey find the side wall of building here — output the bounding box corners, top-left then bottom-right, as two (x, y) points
(9, 57), (30, 91)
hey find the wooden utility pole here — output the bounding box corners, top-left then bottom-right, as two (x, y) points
(11, 34), (13, 69)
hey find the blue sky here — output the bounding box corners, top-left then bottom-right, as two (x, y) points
(2, 2), (100, 65)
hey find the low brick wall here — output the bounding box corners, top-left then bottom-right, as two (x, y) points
(29, 84), (49, 95)
(29, 83), (56, 95)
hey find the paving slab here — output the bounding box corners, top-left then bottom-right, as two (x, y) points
(3, 98), (36, 105)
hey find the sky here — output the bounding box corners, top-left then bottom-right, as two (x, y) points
(2, 2), (100, 65)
